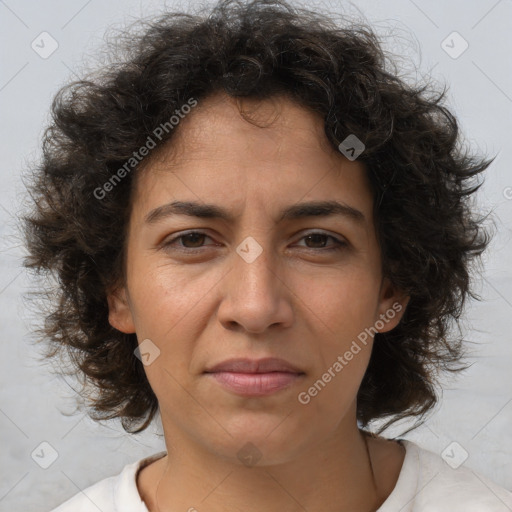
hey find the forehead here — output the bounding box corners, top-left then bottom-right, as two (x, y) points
(150, 93), (336, 163)
(131, 92), (374, 224)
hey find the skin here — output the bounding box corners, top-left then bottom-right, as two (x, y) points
(108, 92), (410, 512)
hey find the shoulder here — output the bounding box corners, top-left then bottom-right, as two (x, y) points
(379, 440), (512, 512)
(48, 451), (167, 512)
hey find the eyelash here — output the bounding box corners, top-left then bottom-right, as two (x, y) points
(162, 230), (347, 253)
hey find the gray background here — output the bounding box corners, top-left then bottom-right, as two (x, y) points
(0, 0), (511, 510)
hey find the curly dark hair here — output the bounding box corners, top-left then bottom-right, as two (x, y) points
(23, 0), (494, 434)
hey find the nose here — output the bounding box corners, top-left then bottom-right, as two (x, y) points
(216, 240), (294, 334)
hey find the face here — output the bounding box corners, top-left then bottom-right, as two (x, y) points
(108, 93), (408, 465)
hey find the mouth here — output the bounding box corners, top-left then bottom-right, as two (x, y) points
(204, 357), (306, 397)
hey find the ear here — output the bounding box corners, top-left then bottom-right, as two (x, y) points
(375, 277), (410, 334)
(107, 285), (136, 334)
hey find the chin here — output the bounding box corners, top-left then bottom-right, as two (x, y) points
(199, 410), (318, 466)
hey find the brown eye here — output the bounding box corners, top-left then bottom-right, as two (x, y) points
(163, 231), (215, 251)
(304, 233), (329, 248)
(297, 232), (347, 252)
(178, 232), (208, 248)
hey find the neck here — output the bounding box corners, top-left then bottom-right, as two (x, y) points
(141, 418), (398, 512)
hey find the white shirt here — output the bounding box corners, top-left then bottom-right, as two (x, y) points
(50, 440), (512, 511)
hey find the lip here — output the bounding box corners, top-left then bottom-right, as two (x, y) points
(204, 357), (304, 374)
(204, 358), (305, 397)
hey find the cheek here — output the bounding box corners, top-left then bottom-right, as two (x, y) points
(127, 265), (222, 384)
(295, 267), (379, 339)
(127, 262), (211, 333)
(293, 271), (377, 413)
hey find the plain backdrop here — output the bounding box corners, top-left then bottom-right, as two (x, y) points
(0, 0), (511, 510)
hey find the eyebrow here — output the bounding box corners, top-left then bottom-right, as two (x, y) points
(145, 199), (366, 225)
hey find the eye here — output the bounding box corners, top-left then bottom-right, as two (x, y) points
(295, 232), (347, 252)
(162, 230), (347, 253)
(163, 231), (215, 251)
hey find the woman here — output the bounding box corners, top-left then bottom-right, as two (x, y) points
(24, 0), (511, 510)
